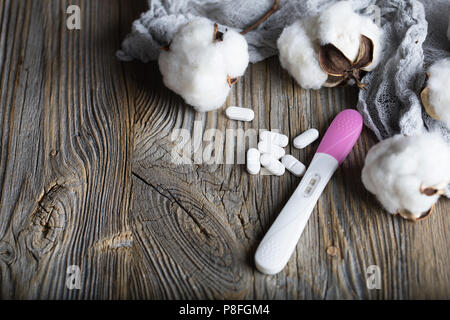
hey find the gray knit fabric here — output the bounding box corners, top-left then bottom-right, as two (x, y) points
(358, 0), (450, 143)
(117, 0), (450, 194)
(117, 0), (376, 63)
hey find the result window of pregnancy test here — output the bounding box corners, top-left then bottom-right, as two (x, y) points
(303, 174), (321, 197)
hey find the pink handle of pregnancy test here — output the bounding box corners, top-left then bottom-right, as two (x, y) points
(316, 109), (363, 164)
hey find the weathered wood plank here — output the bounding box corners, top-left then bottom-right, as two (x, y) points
(0, 0), (138, 299)
(0, 0), (448, 299)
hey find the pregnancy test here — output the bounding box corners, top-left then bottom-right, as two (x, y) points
(254, 109), (363, 275)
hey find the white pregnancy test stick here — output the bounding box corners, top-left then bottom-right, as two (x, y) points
(254, 109), (363, 275)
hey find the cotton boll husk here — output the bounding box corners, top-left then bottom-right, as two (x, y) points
(277, 18), (328, 90)
(218, 30), (249, 78)
(158, 18), (249, 112)
(317, 1), (362, 62)
(426, 58), (450, 126)
(361, 133), (450, 219)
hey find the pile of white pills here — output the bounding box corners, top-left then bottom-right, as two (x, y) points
(257, 131), (287, 176)
(225, 106), (319, 178)
(246, 129), (317, 177)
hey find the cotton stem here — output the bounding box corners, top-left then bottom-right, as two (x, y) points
(240, 0), (279, 35)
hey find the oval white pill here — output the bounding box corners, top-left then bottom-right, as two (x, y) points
(246, 148), (261, 175)
(260, 154), (285, 176)
(225, 106), (254, 122)
(259, 131), (289, 147)
(257, 141), (285, 159)
(293, 128), (319, 149)
(281, 155), (306, 177)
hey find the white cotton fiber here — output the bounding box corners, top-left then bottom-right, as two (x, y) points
(277, 17), (328, 90)
(158, 18), (249, 112)
(426, 58), (450, 126)
(361, 133), (450, 220)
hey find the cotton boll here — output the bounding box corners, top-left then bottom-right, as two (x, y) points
(362, 133), (450, 220)
(317, 1), (362, 62)
(158, 18), (249, 112)
(277, 18), (328, 90)
(426, 58), (450, 126)
(279, 2), (383, 90)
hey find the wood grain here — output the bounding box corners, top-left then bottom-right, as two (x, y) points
(0, 0), (138, 299)
(0, 0), (448, 299)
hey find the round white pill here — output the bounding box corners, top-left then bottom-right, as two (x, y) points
(259, 131), (289, 147)
(281, 155), (306, 177)
(293, 128), (319, 149)
(225, 106), (254, 122)
(260, 154), (285, 176)
(257, 141), (285, 159)
(246, 148), (261, 175)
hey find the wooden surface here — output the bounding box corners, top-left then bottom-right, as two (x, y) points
(0, 0), (448, 299)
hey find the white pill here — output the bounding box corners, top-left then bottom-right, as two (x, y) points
(257, 141), (285, 159)
(293, 128), (319, 149)
(281, 155), (306, 177)
(225, 106), (254, 121)
(260, 154), (285, 176)
(259, 131), (289, 147)
(246, 148), (261, 175)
